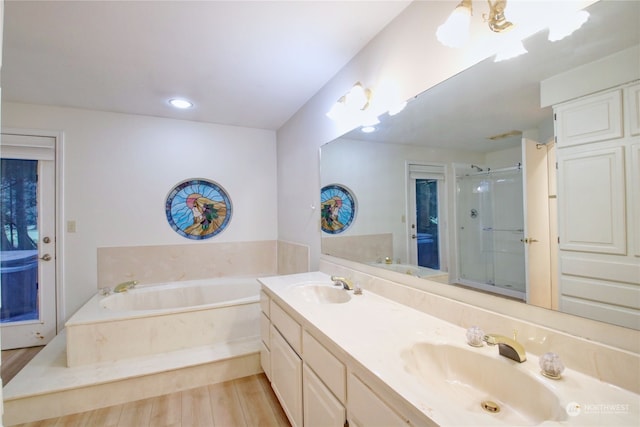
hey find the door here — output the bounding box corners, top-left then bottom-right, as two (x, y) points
(407, 164), (446, 271)
(1, 133), (57, 349)
(522, 137), (552, 308)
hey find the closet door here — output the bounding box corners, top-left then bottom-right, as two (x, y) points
(554, 90), (623, 147)
(557, 143), (626, 255)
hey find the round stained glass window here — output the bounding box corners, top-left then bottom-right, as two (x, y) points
(165, 179), (232, 240)
(320, 184), (356, 234)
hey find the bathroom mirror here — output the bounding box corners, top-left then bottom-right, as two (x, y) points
(320, 0), (639, 328)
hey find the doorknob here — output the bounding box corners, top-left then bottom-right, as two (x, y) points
(520, 238), (539, 244)
(40, 254), (52, 261)
(411, 234), (417, 239)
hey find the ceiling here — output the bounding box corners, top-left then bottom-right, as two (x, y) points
(1, 0), (412, 131)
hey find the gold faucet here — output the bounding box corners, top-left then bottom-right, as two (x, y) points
(483, 333), (527, 362)
(113, 280), (138, 293)
(330, 276), (353, 290)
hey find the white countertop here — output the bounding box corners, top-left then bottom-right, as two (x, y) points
(259, 271), (639, 426)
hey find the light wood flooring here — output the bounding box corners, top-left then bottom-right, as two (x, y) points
(2, 348), (290, 427)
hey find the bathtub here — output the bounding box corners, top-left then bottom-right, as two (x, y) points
(65, 277), (261, 367)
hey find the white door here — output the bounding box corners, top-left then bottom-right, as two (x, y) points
(522, 137), (552, 309)
(1, 133), (57, 349)
(407, 164), (446, 271)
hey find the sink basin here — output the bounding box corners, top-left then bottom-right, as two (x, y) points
(402, 343), (565, 425)
(289, 283), (351, 304)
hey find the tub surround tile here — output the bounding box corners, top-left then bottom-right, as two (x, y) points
(65, 277), (261, 367)
(319, 258), (640, 395)
(97, 240), (277, 288)
(277, 240), (309, 275)
(321, 233), (393, 263)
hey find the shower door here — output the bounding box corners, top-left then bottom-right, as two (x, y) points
(456, 168), (525, 298)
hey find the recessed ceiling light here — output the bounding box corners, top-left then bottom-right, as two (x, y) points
(168, 98), (193, 109)
(361, 126), (376, 133)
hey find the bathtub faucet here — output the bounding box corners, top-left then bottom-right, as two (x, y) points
(114, 280), (138, 293)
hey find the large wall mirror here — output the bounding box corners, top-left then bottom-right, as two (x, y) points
(321, 0), (639, 330)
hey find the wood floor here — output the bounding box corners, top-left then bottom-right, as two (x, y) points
(2, 346), (44, 385)
(2, 348), (290, 427)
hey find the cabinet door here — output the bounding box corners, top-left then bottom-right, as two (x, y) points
(555, 90), (623, 147)
(632, 143), (640, 257)
(303, 365), (345, 427)
(557, 144), (626, 254)
(347, 373), (406, 427)
(270, 326), (303, 427)
(625, 83), (640, 136)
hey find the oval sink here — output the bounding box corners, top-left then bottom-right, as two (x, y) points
(289, 283), (351, 304)
(402, 343), (565, 425)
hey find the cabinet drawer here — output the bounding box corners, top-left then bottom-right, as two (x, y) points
(260, 312), (270, 348)
(270, 301), (301, 354)
(347, 373), (406, 426)
(261, 341), (271, 380)
(303, 330), (346, 403)
(555, 89), (623, 147)
(260, 290), (270, 317)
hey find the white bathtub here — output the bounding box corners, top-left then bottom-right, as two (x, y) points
(65, 277), (261, 367)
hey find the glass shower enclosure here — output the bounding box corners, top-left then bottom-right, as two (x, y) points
(456, 166), (525, 300)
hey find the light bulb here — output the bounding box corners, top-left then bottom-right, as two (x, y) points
(436, 3), (472, 48)
(169, 99), (193, 109)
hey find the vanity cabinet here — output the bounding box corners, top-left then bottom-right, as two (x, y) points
(269, 301), (303, 427)
(554, 81), (640, 329)
(263, 295), (348, 427)
(259, 290), (271, 380)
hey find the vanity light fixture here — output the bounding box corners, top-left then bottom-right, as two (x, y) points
(494, 39), (527, 62)
(547, 10), (589, 42)
(436, 0), (514, 48)
(388, 101), (407, 116)
(168, 98), (194, 109)
(326, 82), (374, 123)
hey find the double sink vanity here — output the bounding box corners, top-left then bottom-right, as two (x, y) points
(259, 268), (638, 426)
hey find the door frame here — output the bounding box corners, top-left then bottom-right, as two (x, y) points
(2, 127), (65, 338)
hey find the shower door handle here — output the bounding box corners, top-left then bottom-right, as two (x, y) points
(520, 238), (538, 244)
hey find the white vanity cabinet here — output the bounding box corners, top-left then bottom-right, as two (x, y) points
(263, 295), (347, 427)
(259, 290), (271, 380)
(261, 286), (416, 426)
(269, 301), (303, 427)
(554, 81), (640, 329)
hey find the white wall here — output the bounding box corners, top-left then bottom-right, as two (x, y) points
(2, 102), (277, 320)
